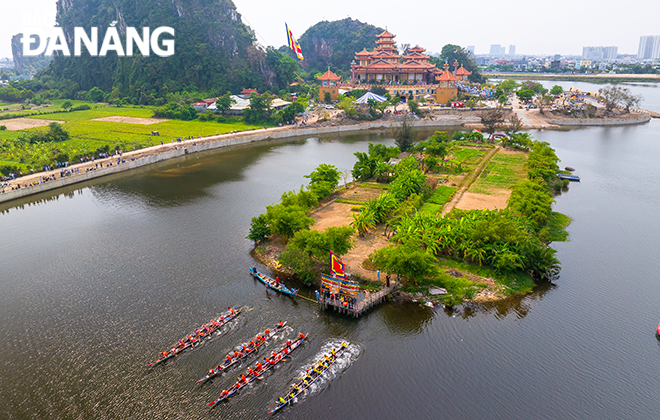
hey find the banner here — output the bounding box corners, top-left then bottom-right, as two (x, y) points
(330, 250), (346, 279)
(321, 274), (359, 296)
(285, 23), (304, 60)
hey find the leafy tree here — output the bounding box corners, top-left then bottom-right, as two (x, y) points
(265, 204), (314, 238)
(394, 116), (416, 152)
(508, 180), (554, 229)
(550, 85), (564, 95)
(498, 79), (518, 93)
(372, 244), (438, 284)
(407, 99), (421, 116)
(351, 151), (376, 181)
(88, 87), (104, 102)
(265, 47), (299, 91)
(324, 91), (332, 103)
(305, 163), (341, 199)
(279, 248), (316, 285)
(244, 93), (274, 124)
(215, 92), (235, 115)
(437, 44), (485, 83)
(247, 214), (271, 243)
(153, 102), (198, 120)
(516, 89), (534, 102)
(278, 98), (306, 122)
(61, 100), (73, 109)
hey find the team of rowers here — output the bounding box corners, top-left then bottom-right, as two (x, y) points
(210, 333), (308, 405)
(199, 321), (287, 382)
(272, 342), (348, 412)
(149, 307), (240, 366)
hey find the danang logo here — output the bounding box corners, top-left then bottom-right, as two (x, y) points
(22, 23), (175, 57)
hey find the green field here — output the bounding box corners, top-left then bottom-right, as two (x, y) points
(470, 151), (527, 194)
(0, 102), (252, 174)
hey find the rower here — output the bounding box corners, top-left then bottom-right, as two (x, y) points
(248, 368), (256, 376)
(222, 389), (229, 397)
(228, 307), (234, 315)
(286, 340), (292, 350)
(160, 351), (168, 357)
(275, 277), (280, 285)
(265, 329), (270, 335)
(240, 374), (247, 383)
(235, 381), (241, 389)
(279, 397), (287, 404)
(208, 369), (214, 375)
(278, 321), (284, 328)
(342, 342), (347, 348)
(256, 362), (263, 371)
(226, 354), (232, 362)
(299, 333), (306, 339)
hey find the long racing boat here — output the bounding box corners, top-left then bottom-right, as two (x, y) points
(269, 342), (349, 415)
(197, 321), (287, 384)
(249, 267), (298, 297)
(208, 333), (309, 407)
(147, 306), (242, 367)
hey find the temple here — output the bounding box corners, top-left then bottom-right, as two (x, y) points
(350, 31), (440, 84)
(317, 69), (341, 102)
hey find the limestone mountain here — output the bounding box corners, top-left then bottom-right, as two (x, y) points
(293, 18), (384, 77)
(43, 0), (284, 100)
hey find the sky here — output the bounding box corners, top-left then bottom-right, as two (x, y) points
(1, 0), (659, 59)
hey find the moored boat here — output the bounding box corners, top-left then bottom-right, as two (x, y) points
(147, 306), (242, 367)
(269, 342), (349, 415)
(558, 173), (581, 182)
(656, 321), (660, 337)
(208, 333), (309, 407)
(250, 267), (298, 297)
(197, 321), (287, 384)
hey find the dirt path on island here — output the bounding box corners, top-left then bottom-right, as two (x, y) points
(442, 146), (500, 215)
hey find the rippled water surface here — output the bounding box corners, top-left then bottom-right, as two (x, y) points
(1, 83), (660, 420)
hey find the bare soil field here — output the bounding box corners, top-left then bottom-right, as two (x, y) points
(455, 191), (510, 211)
(1, 118), (66, 130)
(91, 116), (170, 125)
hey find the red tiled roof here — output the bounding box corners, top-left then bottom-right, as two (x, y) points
(436, 71), (459, 82)
(317, 70), (341, 81)
(456, 65), (472, 76)
(241, 88), (258, 94)
(408, 45), (425, 52)
(355, 48), (373, 57)
(376, 30), (395, 38)
(364, 59), (397, 69)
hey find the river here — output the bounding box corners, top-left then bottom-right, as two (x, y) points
(1, 82), (659, 420)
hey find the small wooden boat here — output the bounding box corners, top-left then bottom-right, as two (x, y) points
(565, 166), (575, 172)
(558, 173), (580, 182)
(656, 321), (660, 337)
(250, 267), (298, 297)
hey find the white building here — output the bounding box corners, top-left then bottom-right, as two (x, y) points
(508, 45), (516, 56)
(637, 35), (660, 60)
(582, 46), (618, 61)
(489, 44), (506, 56)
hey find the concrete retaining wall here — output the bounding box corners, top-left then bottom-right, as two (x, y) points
(0, 119), (478, 205)
(547, 115), (651, 126)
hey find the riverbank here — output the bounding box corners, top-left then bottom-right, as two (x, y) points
(1, 105), (645, 205)
(485, 72), (660, 83)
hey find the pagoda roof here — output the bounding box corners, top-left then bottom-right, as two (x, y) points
(371, 51), (401, 59)
(241, 88), (258, 95)
(376, 30), (395, 38)
(407, 45), (426, 52)
(317, 70), (341, 81)
(364, 59), (397, 69)
(403, 52), (430, 60)
(355, 48), (374, 57)
(398, 60), (436, 70)
(456, 65), (472, 76)
(436, 71), (459, 82)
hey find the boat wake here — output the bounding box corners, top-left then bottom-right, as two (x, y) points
(287, 339), (361, 402)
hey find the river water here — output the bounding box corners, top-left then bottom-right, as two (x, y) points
(1, 83), (659, 420)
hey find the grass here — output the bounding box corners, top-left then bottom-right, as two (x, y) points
(426, 185), (457, 205)
(335, 199), (366, 205)
(418, 203), (442, 215)
(470, 151), (528, 194)
(360, 183), (390, 190)
(0, 102), (253, 173)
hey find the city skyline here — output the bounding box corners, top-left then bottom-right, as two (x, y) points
(0, 0), (659, 59)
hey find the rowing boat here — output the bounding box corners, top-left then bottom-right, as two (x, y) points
(208, 333), (309, 407)
(269, 342), (348, 415)
(147, 306), (242, 367)
(197, 321), (287, 384)
(249, 267), (298, 297)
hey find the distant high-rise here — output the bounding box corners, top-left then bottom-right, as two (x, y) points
(508, 45), (516, 56)
(582, 46), (618, 60)
(637, 35), (660, 60)
(466, 45), (475, 56)
(489, 44), (506, 56)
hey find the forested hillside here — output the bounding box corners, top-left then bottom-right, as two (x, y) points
(40, 0), (295, 102)
(294, 18), (384, 77)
